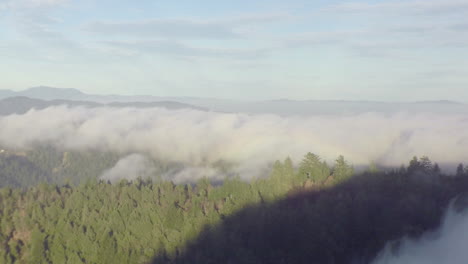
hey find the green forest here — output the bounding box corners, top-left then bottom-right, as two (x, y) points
(0, 146), (121, 188)
(1, 151), (468, 263)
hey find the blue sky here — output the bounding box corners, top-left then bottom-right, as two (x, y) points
(1, 0), (468, 101)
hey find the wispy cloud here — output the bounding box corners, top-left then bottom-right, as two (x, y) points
(98, 39), (269, 60)
(324, 0), (468, 16)
(0, 0), (67, 10)
(84, 13), (291, 40)
(5, 13), (86, 62)
(85, 19), (239, 39)
(284, 0), (466, 58)
(1, 0), (467, 99)
(277, 17), (468, 58)
(451, 23), (468, 31)
(81, 13), (288, 60)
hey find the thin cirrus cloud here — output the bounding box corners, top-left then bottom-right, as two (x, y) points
(277, 15), (468, 58)
(311, 0), (468, 53)
(324, 0), (468, 15)
(84, 19), (240, 39)
(83, 14), (286, 60)
(0, 0), (67, 10)
(450, 23), (468, 31)
(83, 13), (291, 40)
(1, 0), (468, 100)
(99, 40), (269, 60)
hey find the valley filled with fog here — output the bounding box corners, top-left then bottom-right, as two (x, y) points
(1, 88), (468, 263)
(3, 0), (468, 262)
(2, 87), (468, 183)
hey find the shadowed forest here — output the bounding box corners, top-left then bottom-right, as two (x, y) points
(2, 153), (468, 263)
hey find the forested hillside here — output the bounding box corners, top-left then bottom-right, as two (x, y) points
(1, 154), (467, 263)
(3, 0), (468, 262)
(0, 146), (121, 188)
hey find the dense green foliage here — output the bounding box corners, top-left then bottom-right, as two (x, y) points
(166, 171), (468, 264)
(0, 153), (467, 264)
(0, 146), (120, 188)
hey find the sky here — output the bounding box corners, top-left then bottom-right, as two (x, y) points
(0, 0), (468, 101)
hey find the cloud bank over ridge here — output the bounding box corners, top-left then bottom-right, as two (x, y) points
(0, 106), (468, 182)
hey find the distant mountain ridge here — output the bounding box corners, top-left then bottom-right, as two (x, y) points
(0, 86), (209, 104)
(0, 96), (207, 116)
(0, 86), (464, 104)
(1, 86), (467, 116)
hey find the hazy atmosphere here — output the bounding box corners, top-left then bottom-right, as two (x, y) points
(1, 0), (468, 100)
(1, 1), (468, 264)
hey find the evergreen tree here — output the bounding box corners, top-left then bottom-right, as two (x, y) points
(407, 156), (421, 174)
(367, 162), (379, 174)
(398, 164), (407, 174)
(457, 163), (465, 177)
(333, 155), (354, 182)
(29, 227), (47, 263)
(298, 153), (330, 184)
(283, 157), (294, 177)
(433, 163), (441, 175)
(419, 156), (433, 173)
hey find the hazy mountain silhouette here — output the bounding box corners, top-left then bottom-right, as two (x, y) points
(1, 87), (467, 116)
(0, 96), (207, 115)
(0, 86), (194, 103)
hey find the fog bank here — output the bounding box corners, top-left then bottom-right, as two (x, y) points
(100, 153), (155, 182)
(1, 106), (468, 181)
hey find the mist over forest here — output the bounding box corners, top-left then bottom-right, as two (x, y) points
(1, 87), (468, 263)
(1, 89), (466, 181)
(2, 0), (468, 261)
(1, 91), (468, 183)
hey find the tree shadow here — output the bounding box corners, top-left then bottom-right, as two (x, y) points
(150, 172), (468, 264)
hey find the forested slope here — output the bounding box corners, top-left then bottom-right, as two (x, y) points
(0, 146), (120, 188)
(1, 154), (468, 263)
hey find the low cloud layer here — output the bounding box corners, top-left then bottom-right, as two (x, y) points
(1, 106), (468, 181)
(100, 153), (155, 182)
(372, 202), (468, 264)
